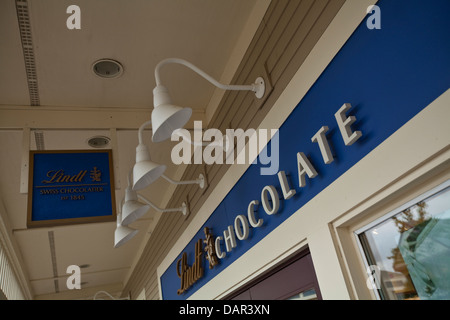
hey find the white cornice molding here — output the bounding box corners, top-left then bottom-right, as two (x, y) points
(0, 105), (205, 130)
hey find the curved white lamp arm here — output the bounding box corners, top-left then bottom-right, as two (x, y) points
(137, 194), (189, 216)
(154, 58), (265, 98)
(94, 291), (130, 300)
(129, 154), (206, 190)
(137, 120), (152, 145)
(149, 58), (265, 143)
(162, 173), (205, 189)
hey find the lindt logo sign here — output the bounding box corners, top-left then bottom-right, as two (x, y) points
(171, 103), (363, 296)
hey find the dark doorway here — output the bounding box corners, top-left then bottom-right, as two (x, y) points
(225, 248), (321, 300)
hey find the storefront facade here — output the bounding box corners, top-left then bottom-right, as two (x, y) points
(155, 0), (450, 300)
(0, 0), (448, 301)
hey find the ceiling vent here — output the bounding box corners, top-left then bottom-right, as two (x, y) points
(15, 0), (40, 106)
(92, 59), (123, 79)
(87, 135), (111, 148)
(33, 130), (45, 150)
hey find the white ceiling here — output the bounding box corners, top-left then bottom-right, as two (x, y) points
(0, 0), (267, 299)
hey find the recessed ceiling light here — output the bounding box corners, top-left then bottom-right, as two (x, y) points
(92, 59), (123, 79)
(87, 135), (111, 148)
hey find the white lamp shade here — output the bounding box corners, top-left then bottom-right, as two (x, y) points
(132, 144), (166, 190)
(121, 200), (150, 226)
(132, 160), (166, 190)
(151, 104), (192, 143)
(114, 225), (138, 248)
(152, 84), (192, 143)
(114, 212), (138, 248)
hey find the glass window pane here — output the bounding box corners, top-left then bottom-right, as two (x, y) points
(286, 288), (317, 300)
(358, 184), (450, 300)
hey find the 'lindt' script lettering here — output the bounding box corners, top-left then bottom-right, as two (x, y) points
(176, 239), (204, 295)
(42, 169), (87, 184)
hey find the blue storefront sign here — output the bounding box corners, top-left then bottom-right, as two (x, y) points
(27, 150), (116, 227)
(160, 0), (450, 299)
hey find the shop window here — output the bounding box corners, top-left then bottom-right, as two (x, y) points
(286, 288), (318, 300)
(356, 181), (450, 300)
(225, 249), (321, 300)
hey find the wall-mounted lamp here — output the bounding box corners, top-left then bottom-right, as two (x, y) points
(132, 127), (206, 191)
(133, 135), (166, 191)
(137, 194), (189, 217)
(114, 212), (138, 248)
(121, 186), (150, 226)
(161, 173), (206, 189)
(151, 58), (266, 142)
(115, 188), (190, 248)
(133, 57), (265, 189)
(121, 186), (192, 226)
(120, 170), (200, 227)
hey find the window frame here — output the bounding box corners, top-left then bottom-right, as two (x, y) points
(353, 179), (450, 300)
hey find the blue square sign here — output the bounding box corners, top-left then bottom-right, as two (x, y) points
(27, 150), (116, 228)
